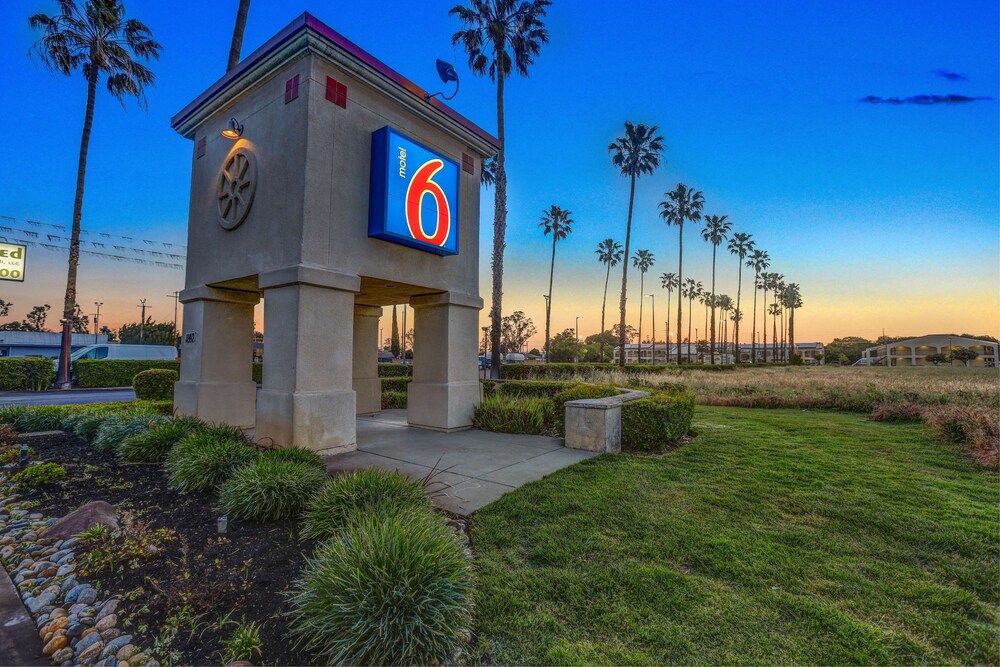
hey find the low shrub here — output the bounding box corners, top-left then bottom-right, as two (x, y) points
(923, 406), (999, 468)
(301, 468), (430, 541)
(258, 446), (326, 469)
(0, 357), (55, 391)
(74, 359), (179, 388)
(869, 402), (925, 422)
(118, 417), (206, 462)
(493, 380), (578, 399)
(621, 391), (696, 453)
(381, 377), (411, 393)
(287, 512), (472, 666)
(93, 412), (168, 454)
(166, 429), (259, 493)
(381, 391), (407, 410)
(0, 446), (32, 465)
(220, 454), (328, 520)
(378, 363), (412, 378)
(550, 384), (620, 434)
(133, 368), (178, 401)
(12, 462), (66, 487)
(252, 362), (262, 384)
(473, 393), (550, 435)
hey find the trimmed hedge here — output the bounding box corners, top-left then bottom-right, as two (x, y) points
(500, 363), (736, 380)
(133, 369), (178, 400)
(381, 391), (407, 410)
(74, 359), (179, 388)
(0, 358), (55, 391)
(378, 363), (412, 378)
(381, 377), (411, 393)
(488, 380), (580, 398)
(621, 391), (696, 452)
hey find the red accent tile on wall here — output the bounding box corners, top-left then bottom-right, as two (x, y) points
(462, 153), (475, 175)
(325, 77), (347, 108)
(285, 75), (300, 103)
(196, 137), (206, 159)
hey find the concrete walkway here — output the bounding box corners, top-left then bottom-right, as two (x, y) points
(0, 563), (48, 666)
(326, 410), (596, 515)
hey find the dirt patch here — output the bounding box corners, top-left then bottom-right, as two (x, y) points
(15, 432), (317, 666)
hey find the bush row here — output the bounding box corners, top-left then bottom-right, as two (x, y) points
(0, 357), (56, 391)
(870, 402), (999, 468)
(74, 359), (180, 388)
(499, 362), (736, 380)
(474, 382), (622, 436)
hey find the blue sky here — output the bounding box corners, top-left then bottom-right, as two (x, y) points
(0, 0), (996, 344)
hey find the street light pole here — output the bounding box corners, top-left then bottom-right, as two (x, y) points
(166, 291), (180, 341)
(138, 299), (149, 344)
(93, 302), (103, 344)
(574, 316), (582, 363)
(648, 294), (655, 362)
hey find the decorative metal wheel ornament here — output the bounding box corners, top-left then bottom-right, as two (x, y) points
(216, 148), (257, 230)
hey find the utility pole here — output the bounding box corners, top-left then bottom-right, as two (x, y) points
(401, 304), (407, 363)
(138, 299), (150, 344)
(93, 302), (103, 344)
(166, 291), (180, 340)
(575, 316), (582, 363)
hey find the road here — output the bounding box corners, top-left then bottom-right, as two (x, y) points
(0, 389), (136, 406)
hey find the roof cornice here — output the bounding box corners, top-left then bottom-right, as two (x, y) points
(171, 12), (499, 156)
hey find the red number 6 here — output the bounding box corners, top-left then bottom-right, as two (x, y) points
(405, 159), (451, 247)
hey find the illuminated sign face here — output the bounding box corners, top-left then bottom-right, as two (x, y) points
(0, 242), (26, 282)
(368, 127), (460, 256)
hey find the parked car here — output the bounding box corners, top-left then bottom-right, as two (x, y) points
(69, 344), (178, 362)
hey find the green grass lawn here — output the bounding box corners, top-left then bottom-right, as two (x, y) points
(470, 407), (998, 666)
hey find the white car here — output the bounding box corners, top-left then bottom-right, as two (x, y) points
(69, 344), (178, 362)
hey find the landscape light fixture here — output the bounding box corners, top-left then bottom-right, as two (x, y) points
(221, 117), (243, 139)
(424, 59), (460, 103)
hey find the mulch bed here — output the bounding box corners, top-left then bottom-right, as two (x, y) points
(16, 431), (317, 666)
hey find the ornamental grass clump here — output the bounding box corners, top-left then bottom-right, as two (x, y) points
(301, 468), (430, 541)
(118, 417), (206, 462)
(287, 512), (473, 666)
(220, 454), (328, 521)
(259, 445), (326, 469)
(15, 405), (72, 432)
(93, 412), (168, 453)
(473, 393), (550, 435)
(166, 429), (259, 493)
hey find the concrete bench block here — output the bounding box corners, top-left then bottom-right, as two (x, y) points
(564, 389), (649, 454)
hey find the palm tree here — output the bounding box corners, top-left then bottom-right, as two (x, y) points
(727, 232), (754, 361)
(660, 271), (678, 359)
(700, 290), (711, 348)
(631, 249), (655, 362)
(747, 249), (770, 362)
(660, 184), (705, 364)
(784, 283), (802, 358)
(539, 205), (573, 363)
(717, 294), (733, 357)
(775, 279), (787, 360)
(451, 0), (551, 379)
(609, 122), (664, 367)
(700, 214), (731, 363)
(683, 279), (702, 355)
(730, 307), (743, 360)
(480, 154), (497, 187)
(29, 0), (161, 388)
(760, 272), (782, 361)
(227, 0), (251, 71)
(768, 301), (782, 362)
(595, 239), (624, 362)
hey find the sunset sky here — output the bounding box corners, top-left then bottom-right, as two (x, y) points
(0, 0), (996, 348)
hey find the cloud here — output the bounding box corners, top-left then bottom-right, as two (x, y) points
(932, 69), (968, 82)
(859, 94), (994, 105)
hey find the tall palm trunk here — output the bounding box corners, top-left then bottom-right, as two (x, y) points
(750, 271), (759, 362)
(59, 67), (98, 388)
(762, 287), (768, 362)
(675, 223), (684, 365)
(789, 306), (795, 357)
(665, 290), (671, 361)
(489, 74), (507, 379)
(636, 272), (644, 363)
(687, 294), (694, 356)
(599, 260), (611, 362)
(709, 248), (717, 363)
(772, 314), (777, 362)
(544, 233), (556, 363)
(735, 262), (743, 362)
(227, 0), (251, 71)
(617, 174), (636, 368)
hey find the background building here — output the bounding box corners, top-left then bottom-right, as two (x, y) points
(860, 335), (997, 367)
(0, 331), (109, 358)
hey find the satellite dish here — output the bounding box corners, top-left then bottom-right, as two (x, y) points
(435, 59), (459, 83)
(425, 59), (460, 103)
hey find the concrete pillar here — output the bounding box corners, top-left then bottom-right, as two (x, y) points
(255, 266), (360, 453)
(407, 292), (482, 431)
(174, 286), (259, 427)
(353, 305), (383, 415)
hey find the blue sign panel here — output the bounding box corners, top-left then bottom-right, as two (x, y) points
(369, 126), (460, 256)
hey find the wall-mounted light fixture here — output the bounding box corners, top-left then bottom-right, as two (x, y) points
(221, 117), (243, 139)
(424, 59), (460, 103)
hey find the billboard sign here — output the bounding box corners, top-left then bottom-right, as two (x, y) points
(368, 126), (460, 256)
(0, 242), (26, 282)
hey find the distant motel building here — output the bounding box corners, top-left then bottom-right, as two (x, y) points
(614, 342), (824, 364)
(860, 335), (997, 367)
